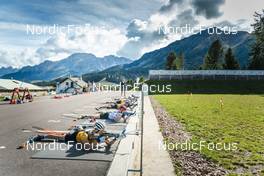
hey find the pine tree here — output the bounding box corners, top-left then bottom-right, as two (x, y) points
(139, 76), (144, 83)
(176, 52), (184, 70)
(172, 58), (177, 70)
(223, 48), (240, 69)
(166, 52), (177, 70)
(203, 54), (215, 69)
(249, 10), (264, 69)
(203, 39), (223, 69)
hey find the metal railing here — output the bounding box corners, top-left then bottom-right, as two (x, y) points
(127, 90), (144, 176)
(140, 90), (144, 176)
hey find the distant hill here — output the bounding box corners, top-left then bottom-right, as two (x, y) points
(83, 29), (255, 82)
(1, 53), (131, 81)
(0, 67), (18, 77)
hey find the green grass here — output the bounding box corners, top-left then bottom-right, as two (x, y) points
(154, 94), (264, 172)
(0, 96), (4, 101)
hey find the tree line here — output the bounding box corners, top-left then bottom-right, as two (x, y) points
(165, 52), (184, 70)
(166, 9), (264, 70)
(165, 40), (241, 70)
(202, 40), (240, 70)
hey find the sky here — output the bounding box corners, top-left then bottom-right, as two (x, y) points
(0, 0), (262, 68)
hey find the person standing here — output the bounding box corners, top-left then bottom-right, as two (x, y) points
(120, 81), (126, 97)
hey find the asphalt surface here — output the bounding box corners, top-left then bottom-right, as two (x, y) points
(0, 92), (121, 176)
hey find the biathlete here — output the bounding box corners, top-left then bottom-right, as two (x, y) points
(17, 121), (118, 151)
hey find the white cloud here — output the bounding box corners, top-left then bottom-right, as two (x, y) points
(118, 0), (262, 59)
(0, 0), (262, 67)
(0, 48), (39, 68)
(220, 0), (262, 23)
(36, 26), (128, 61)
(117, 1), (191, 59)
(0, 25), (128, 67)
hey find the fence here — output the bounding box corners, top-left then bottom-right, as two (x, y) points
(149, 70), (264, 80)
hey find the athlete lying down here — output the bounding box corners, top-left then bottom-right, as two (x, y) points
(106, 94), (139, 104)
(17, 121), (118, 151)
(98, 110), (135, 123)
(83, 107), (136, 123)
(96, 97), (138, 111)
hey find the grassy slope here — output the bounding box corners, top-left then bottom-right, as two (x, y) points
(154, 94), (264, 173)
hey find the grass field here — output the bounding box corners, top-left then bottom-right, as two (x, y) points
(154, 94), (264, 174)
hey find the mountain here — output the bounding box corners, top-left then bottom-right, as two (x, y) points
(1, 53), (131, 81)
(0, 67), (18, 77)
(2, 29), (255, 83)
(83, 29), (255, 82)
(128, 30), (254, 70)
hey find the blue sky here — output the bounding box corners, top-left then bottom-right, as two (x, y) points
(0, 0), (162, 25)
(0, 0), (262, 67)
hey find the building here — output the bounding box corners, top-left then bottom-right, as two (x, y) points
(56, 77), (88, 94)
(0, 78), (47, 97)
(0, 79), (44, 91)
(94, 78), (119, 91)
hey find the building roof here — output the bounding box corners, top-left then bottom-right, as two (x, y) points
(60, 77), (87, 88)
(96, 78), (118, 86)
(97, 80), (118, 86)
(0, 79), (44, 90)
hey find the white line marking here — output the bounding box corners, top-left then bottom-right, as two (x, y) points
(22, 129), (32, 133)
(48, 120), (61, 123)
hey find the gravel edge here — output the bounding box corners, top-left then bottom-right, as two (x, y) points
(150, 96), (228, 176)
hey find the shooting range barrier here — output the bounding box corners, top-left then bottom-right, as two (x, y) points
(149, 70), (264, 80)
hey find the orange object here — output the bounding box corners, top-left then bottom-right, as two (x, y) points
(119, 105), (127, 112)
(54, 95), (63, 99)
(10, 88), (21, 104)
(10, 88), (33, 104)
(22, 88), (33, 102)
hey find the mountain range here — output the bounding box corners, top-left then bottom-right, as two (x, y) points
(0, 67), (18, 77)
(1, 54), (131, 81)
(1, 29), (255, 83)
(82, 29), (255, 82)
